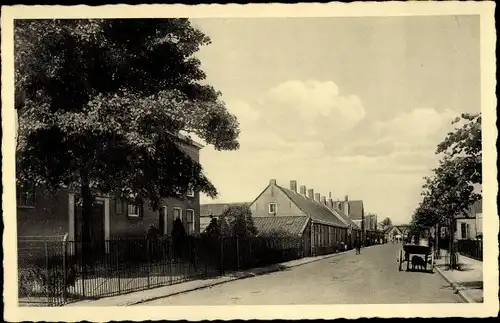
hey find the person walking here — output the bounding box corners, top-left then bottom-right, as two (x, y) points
(355, 237), (361, 255)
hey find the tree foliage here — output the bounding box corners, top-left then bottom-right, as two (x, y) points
(15, 19), (240, 242)
(381, 217), (392, 228)
(203, 217), (221, 238)
(171, 217), (186, 238)
(220, 204), (258, 238)
(412, 113), (481, 233)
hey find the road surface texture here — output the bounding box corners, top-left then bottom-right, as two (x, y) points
(143, 243), (461, 305)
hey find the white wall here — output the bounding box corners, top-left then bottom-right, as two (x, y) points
(475, 213), (483, 236)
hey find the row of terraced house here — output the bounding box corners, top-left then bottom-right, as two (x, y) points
(201, 179), (386, 256)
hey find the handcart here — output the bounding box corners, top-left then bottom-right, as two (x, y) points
(397, 244), (434, 273)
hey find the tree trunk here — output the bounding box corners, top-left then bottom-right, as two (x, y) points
(80, 169), (94, 265)
(448, 217), (458, 270)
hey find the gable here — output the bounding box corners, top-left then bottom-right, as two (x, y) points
(249, 184), (305, 217)
(347, 200), (364, 220)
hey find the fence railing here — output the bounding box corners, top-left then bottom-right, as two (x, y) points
(18, 235), (306, 306)
(457, 239), (483, 261)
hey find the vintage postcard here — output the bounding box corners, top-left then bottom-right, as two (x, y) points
(1, 2), (497, 321)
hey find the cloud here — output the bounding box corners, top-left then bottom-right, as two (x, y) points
(256, 80), (367, 141)
(374, 108), (457, 147)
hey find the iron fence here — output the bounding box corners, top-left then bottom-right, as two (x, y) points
(457, 239), (483, 261)
(18, 235), (306, 306)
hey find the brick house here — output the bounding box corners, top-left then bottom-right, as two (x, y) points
(17, 134), (204, 252)
(249, 179), (349, 256)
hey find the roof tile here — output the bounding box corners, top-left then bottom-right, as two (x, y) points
(253, 216), (310, 236)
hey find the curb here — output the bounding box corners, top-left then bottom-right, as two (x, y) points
(124, 247), (359, 306)
(434, 265), (476, 303)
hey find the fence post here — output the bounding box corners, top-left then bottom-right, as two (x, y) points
(117, 241), (121, 294)
(168, 238), (173, 284)
(81, 241), (86, 298)
(146, 239), (151, 289)
(62, 234), (68, 303)
(45, 241), (50, 306)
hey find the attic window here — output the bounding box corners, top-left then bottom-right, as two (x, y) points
(269, 203), (277, 215)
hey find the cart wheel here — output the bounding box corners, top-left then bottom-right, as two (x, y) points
(398, 250), (403, 271)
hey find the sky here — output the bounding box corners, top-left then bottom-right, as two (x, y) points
(189, 15), (480, 225)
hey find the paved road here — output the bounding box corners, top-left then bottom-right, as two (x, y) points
(143, 243), (461, 305)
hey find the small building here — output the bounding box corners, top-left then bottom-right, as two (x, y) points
(249, 179), (349, 257)
(384, 226), (403, 242)
(455, 198), (483, 240)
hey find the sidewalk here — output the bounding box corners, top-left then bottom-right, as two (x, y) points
(66, 247), (359, 306)
(434, 249), (483, 303)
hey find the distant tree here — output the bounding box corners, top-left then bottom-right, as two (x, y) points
(15, 19), (240, 254)
(221, 204), (258, 238)
(381, 217), (392, 228)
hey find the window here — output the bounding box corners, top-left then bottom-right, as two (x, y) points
(127, 204), (141, 218)
(186, 209), (195, 234)
(187, 187), (195, 198)
(461, 222), (469, 239)
(269, 203), (277, 215)
(173, 207), (182, 220)
(17, 181), (35, 207)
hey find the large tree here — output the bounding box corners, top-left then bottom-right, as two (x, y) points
(15, 19), (240, 246)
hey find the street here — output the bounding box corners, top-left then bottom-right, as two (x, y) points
(143, 243), (461, 305)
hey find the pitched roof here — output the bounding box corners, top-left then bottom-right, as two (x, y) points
(325, 204), (361, 230)
(253, 216), (310, 237)
(200, 202), (249, 218)
(278, 186), (348, 228)
(347, 200), (364, 220)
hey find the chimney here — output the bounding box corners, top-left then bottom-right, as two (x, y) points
(321, 196), (327, 205)
(290, 180), (298, 193)
(329, 192), (332, 199)
(314, 193), (320, 202)
(345, 195), (349, 201)
(327, 198), (334, 208)
(270, 179), (277, 185)
(344, 200), (349, 216)
(300, 185), (307, 196)
(307, 189), (314, 199)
